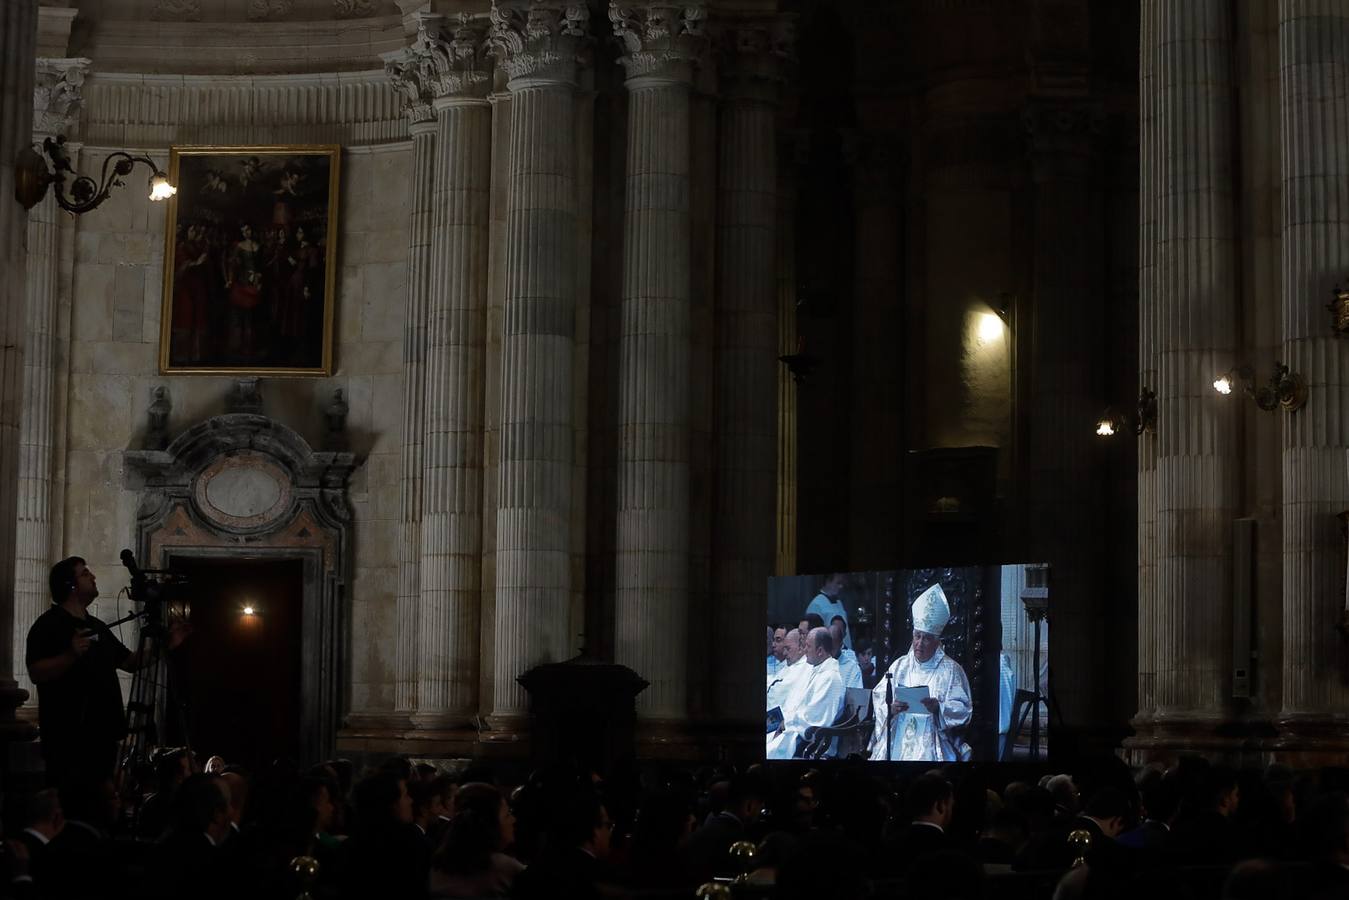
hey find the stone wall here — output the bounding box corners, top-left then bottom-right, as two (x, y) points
(20, 72), (410, 720)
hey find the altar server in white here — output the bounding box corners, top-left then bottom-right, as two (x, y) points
(767, 628), (809, 711)
(767, 627), (845, 759)
(868, 584), (973, 762)
(829, 618), (864, 689)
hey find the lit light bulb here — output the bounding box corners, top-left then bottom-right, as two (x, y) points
(242, 605), (255, 616)
(149, 174), (177, 201)
(1213, 375), (1233, 395)
(977, 312), (1004, 342)
(1095, 419), (1116, 437)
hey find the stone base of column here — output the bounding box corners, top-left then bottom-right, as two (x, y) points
(338, 712), (481, 758)
(1122, 715), (1279, 766)
(1271, 713), (1349, 765)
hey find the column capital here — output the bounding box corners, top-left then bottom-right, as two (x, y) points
(32, 57), (90, 139)
(715, 15), (794, 101)
(488, 1), (592, 89)
(384, 11), (493, 122)
(609, 2), (708, 86)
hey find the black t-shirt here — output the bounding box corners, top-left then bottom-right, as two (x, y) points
(25, 606), (132, 745)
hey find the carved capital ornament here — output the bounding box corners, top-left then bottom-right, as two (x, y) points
(385, 13), (494, 121)
(609, 3), (708, 84)
(487, 1), (592, 87)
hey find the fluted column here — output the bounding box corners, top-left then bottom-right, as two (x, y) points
(1134, 0), (1161, 734)
(13, 58), (87, 701)
(487, 1), (590, 718)
(711, 22), (786, 722)
(1150, 1), (1240, 728)
(610, 3), (706, 720)
(1279, 0), (1349, 733)
(0, 0), (38, 722)
(385, 36), (439, 716)
(386, 14), (493, 724)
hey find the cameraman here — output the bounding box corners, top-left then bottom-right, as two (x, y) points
(25, 556), (186, 788)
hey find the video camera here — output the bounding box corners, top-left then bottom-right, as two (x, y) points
(119, 549), (190, 638)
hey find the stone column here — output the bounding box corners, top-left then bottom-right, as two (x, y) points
(711, 21), (786, 722)
(1279, 0), (1349, 738)
(384, 30), (439, 718)
(609, 3), (706, 720)
(13, 58), (87, 700)
(0, 0), (39, 731)
(1149, 1), (1240, 732)
(1133, 0), (1161, 735)
(487, 1), (590, 719)
(386, 14), (493, 725)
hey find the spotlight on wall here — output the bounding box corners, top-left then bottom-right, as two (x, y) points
(977, 312), (1004, 342)
(1212, 362), (1307, 412)
(1094, 387), (1157, 437)
(242, 605), (256, 617)
(13, 135), (176, 214)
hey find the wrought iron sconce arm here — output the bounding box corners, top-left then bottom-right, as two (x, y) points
(14, 135), (175, 214)
(1213, 362), (1307, 413)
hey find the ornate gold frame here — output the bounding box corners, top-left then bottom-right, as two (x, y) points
(158, 144), (341, 376)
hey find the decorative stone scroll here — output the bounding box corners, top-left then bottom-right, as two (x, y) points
(384, 12), (493, 122)
(609, 3), (707, 82)
(487, 1), (591, 86)
(32, 57), (89, 138)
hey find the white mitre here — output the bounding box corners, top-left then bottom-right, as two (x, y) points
(911, 583), (951, 636)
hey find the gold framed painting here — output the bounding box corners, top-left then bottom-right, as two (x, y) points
(159, 145), (340, 375)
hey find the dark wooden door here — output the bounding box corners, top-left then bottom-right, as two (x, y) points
(166, 558), (304, 770)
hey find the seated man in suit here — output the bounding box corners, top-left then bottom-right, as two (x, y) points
(513, 788), (613, 900)
(882, 773), (953, 875)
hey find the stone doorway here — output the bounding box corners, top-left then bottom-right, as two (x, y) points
(124, 410), (358, 763)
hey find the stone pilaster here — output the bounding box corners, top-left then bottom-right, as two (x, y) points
(487, 0), (590, 719)
(609, 2), (706, 720)
(14, 57), (88, 702)
(386, 13), (493, 724)
(1133, 0), (1160, 735)
(1148, 1), (1240, 733)
(1278, 0), (1349, 741)
(0, 0), (39, 730)
(384, 26), (438, 716)
(711, 20), (787, 722)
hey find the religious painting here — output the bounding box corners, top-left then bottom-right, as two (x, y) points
(159, 146), (340, 375)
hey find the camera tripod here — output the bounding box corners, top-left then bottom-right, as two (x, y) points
(114, 551), (192, 801)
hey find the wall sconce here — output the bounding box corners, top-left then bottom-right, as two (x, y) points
(1330, 284), (1349, 337)
(14, 134), (175, 214)
(1213, 362), (1307, 412)
(1094, 387), (1157, 437)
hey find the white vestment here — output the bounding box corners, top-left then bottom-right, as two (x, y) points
(804, 593), (851, 649)
(837, 653), (863, 689)
(767, 657), (845, 759)
(767, 657), (809, 711)
(767, 654), (781, 679)
(867, 647), (972, 762)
